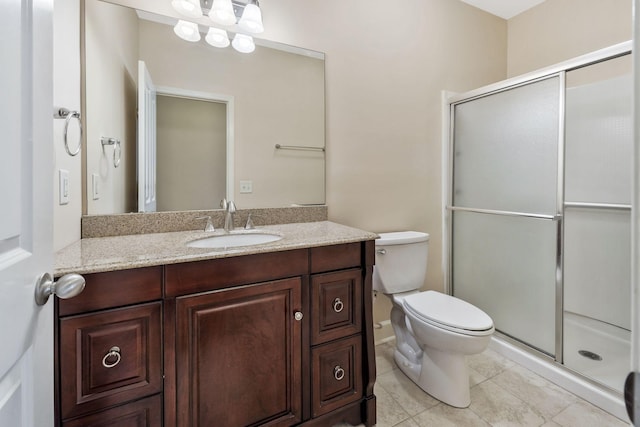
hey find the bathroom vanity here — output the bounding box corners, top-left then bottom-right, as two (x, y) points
(54, 221), (377, 427)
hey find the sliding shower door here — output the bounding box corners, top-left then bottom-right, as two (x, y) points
(563, 55), (632, 391)
(450, 76), (562, 356)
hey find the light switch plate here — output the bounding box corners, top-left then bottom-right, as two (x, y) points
(59, 169), (69, 205)
(92, 173), (100, 200)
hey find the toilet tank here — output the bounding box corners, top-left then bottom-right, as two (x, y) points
(373, 231), (429, 294)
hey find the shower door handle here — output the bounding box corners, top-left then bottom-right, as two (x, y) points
(446, 206), (560, 221)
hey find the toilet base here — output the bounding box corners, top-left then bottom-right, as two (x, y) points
(395, 346), (471, 408)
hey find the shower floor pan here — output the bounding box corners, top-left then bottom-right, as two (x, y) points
(563, 311), (630, 393)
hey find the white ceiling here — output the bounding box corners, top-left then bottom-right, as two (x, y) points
(459, 0), (546, 19)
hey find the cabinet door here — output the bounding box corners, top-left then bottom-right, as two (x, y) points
(175, 277), (302, 427)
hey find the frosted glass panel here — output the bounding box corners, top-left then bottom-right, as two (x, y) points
(452, 211), (557, 355)
(565, 74), (632, 204)
(564, 208), (631, 330)
(453, 77), (560, 214)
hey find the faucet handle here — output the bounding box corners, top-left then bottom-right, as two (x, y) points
(244, 213), (255, 230)
(196, 216), (215, 232)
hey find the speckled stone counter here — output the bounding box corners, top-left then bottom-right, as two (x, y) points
(55, 221), (378, 277)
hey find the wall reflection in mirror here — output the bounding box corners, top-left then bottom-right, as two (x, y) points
(84, 0), (325, 214)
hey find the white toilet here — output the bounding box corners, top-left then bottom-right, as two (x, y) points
(373, 231), (494, 408)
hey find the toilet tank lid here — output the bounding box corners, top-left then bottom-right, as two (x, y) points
(376, 231), (429, 245)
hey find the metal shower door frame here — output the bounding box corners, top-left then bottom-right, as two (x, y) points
(443, 41), (632, 364)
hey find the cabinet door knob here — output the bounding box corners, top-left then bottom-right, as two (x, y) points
(294, 311), (304, 321)
(332, 297), (344, 313)
(334, 365), (345, 381)
(102, 346), (122, 368)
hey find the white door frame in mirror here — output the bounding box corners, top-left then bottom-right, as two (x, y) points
(155, 86), (235, 205)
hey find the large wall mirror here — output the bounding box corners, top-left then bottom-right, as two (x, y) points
(84, 0), (325, 215)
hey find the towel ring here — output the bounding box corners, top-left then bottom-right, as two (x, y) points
(101, 137), (122, 168)
(114, 139), (121, 168)
(54, 107), (82, 156)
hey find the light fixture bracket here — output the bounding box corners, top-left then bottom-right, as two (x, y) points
(199, 0), (256, 20)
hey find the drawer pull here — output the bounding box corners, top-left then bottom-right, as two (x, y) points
(332, 297), (344, 313)
(102, 346), (122, 368)
(294, 311), (304, 321)
(333, 365), (345, 381)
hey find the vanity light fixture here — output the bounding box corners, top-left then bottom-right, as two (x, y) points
(237, 1), (264, 34)
(171, 0), (203, 18)
(174, 20), (201, 42)
(205, 27), (230, 48)
(231, 33), (255, 53)
(171, 0), (263, 53)
(210, 0), (237, 26)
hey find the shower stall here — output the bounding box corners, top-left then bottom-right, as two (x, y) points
(445, 42), (632, 418)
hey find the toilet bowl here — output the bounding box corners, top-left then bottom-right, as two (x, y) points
(373, 231), (494, 408)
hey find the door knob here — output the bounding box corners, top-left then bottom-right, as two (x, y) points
(34, 272), (85, 306)
(624, 371), (639, 424)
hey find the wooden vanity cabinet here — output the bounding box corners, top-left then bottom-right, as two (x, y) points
(164, 241), (376, 427)
(55, 240), (376, 427)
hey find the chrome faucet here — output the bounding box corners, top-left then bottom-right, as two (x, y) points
(224, 200), (236, 233)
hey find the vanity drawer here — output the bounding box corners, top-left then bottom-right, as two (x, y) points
(59, 302), (163, 420)
(310, 243), (361, 273)
(311, 336), (363, 417)
(311, 269), (362, 345)
(62, 394), (162, 427)
(58, 266), (163, 316)
(165, 249), (308, 297)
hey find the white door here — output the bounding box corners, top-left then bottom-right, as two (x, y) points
(138, 60), (157, 212)
(0, 0), (54, 426)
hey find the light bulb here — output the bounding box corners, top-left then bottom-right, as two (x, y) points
(232, 33), (255, 53)
(171, 0), (203, 18)
(205, 27), (230, 48)
(174, 20), (201, 42)
(210, 0), (237, 26)
(238, 3), (264, 34)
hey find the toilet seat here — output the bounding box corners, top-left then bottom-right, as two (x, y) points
(402, 291), (494, 337)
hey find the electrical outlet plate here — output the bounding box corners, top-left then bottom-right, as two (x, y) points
(239, 180), (253, 194)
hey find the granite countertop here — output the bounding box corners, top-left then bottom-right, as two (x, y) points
(55, 221), (378, 276)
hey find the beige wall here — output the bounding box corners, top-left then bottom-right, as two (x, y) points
(84, 0), (138, 214)
(53, 0), (82, 251)
(507, 0), (632, 77)
(257, 0), (508, 336)
(156, 96), (227, 211)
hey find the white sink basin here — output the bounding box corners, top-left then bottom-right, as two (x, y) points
(187, 232), (282, 249)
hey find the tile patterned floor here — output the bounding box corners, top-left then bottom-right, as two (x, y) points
(350, 342), (629, 427)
